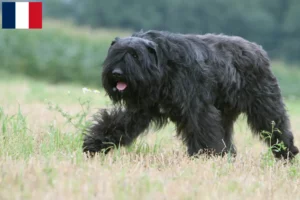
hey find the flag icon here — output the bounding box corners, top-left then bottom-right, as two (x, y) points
(2, 2), (43, 29)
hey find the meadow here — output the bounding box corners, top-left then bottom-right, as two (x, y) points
(0, 71), (300, 200)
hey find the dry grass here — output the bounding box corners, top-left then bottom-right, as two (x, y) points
(0, 75), (299, 200)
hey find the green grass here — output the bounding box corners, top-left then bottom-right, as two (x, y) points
(0, 74), (300, 199)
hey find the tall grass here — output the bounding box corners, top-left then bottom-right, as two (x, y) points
(0, 75), (300, 199)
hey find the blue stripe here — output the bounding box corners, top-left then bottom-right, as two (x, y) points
(2, 2), (16, 29)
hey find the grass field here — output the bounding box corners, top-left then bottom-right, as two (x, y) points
(1, 73), (300, 200)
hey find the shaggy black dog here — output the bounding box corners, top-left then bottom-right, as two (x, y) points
(83, 30), (299, 159)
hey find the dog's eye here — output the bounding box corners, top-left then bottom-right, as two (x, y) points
(131, 53), (138, 59)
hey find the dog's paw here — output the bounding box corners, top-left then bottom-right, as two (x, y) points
(273, 145), (299, 160)
(82, 134), (114, 157)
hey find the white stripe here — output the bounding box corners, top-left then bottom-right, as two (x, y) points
(15, 2), (29, 29)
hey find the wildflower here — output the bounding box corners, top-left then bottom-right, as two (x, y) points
(93, 90), (100, 94)
(82, 87), (91, 94)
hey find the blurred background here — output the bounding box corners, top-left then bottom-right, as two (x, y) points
(1, 0), (300, 97)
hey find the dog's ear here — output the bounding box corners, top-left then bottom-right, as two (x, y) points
(146, 41), (159, 66)
(111, 37), (120, 46)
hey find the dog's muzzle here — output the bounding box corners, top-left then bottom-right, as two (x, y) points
(111, 68), (128, 92)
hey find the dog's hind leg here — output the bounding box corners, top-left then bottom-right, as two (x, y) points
(82, 107), (153, 156)
(246, 92), (299, 159)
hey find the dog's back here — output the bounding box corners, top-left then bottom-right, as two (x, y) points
(195, 33), (270, 67)
(134, 30), (270, 69)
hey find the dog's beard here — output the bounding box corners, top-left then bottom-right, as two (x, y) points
(102, 68), (164, 109)
(103, 71), (162, 109)
(109, 75), (129, 93)
(102, 72), (129, 103)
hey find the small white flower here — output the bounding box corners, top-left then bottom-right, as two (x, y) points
(82, 87), (91, 94)
(93, 90), (100, 94)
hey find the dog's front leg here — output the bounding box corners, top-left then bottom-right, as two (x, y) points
(177, 105), (228, 157)
(82, 107), (152, 156)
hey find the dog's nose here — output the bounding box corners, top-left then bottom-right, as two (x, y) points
(112, 68), (123, 78)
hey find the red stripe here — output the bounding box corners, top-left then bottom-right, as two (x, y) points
(29, 2), (43, 29)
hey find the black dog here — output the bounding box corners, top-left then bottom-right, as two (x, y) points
(83, 30), (299, 159)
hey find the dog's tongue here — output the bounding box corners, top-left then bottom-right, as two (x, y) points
(116, 82), (127, 91)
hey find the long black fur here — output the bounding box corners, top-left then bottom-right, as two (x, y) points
(83, 30), (299, 159)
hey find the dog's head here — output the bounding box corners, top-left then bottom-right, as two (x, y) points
(102, 36), (163, 108)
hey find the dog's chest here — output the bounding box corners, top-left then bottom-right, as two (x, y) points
(158, 103), (182, 123)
